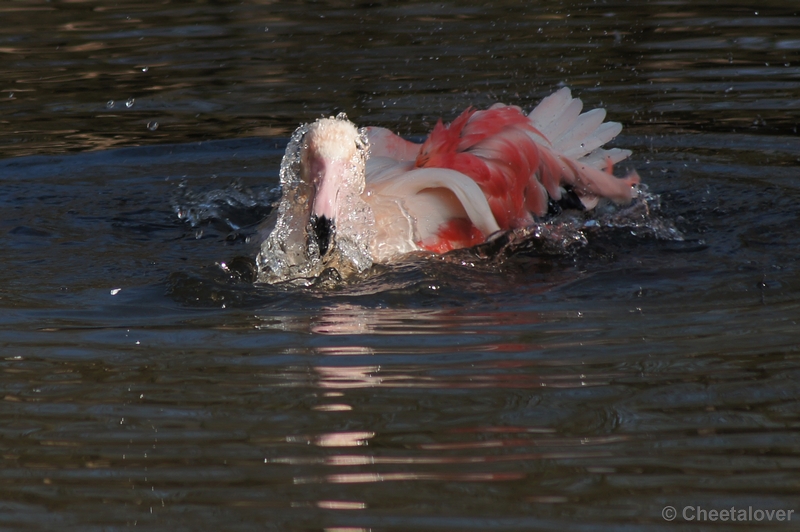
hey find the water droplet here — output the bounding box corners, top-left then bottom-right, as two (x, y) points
(106, 100), (114, 108)
(142, 66), (149, 72)
(125, 98), (135, 108)
(147, 121), (159, 131)
(8, 92), (14, 99)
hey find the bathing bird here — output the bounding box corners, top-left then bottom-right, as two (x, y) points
(256, 88), (640, 282)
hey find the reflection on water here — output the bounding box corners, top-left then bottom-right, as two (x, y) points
(1, 0), (800, 531)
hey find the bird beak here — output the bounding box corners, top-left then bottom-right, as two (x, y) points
(310, 213), (334, 256)
(310, 158), (346, 221)
(308, 157), (348, 257)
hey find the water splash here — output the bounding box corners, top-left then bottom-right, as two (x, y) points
(173, 180), (275, 233)
(254, 121), (317, 283)
(589, 184), (684, 241)
(469, 185), (683, 260)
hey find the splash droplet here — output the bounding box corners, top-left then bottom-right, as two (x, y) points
(106, 100), (115, 108)
(125, 98), (135, 108)
(147, 121), (159, 131)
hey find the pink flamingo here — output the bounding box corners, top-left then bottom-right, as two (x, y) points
(256, 88), (640, 282)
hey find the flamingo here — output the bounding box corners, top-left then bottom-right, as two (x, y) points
(256, 88), (640, 283)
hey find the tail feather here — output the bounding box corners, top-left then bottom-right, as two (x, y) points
(527, 87), (574, 133)
(564, 121), (624, 160)
(524, 141), (638, 216)
(579, 147), (631, 169)
(521, 87), (637, 215)
(528, 88), (583, 143)
(537, 98), (584, 142)
(526, 88), (630, 168)
(529, 145), (639, 213)
(553, 108), (607, 156)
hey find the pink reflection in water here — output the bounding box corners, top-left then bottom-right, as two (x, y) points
(296, 471), (525, 484)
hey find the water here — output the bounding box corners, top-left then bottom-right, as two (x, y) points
(2, 1), (800, 530)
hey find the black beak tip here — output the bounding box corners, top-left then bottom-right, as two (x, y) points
(310, 214), (334, 256)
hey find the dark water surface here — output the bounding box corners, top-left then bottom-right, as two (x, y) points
(2, 1), (800, 530)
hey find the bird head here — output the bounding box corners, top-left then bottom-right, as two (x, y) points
(256, 114), (375, 283)
(301, 117), (363, 257)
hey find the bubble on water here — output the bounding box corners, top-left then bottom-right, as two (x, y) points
(147, 121), (159, 131)
(125, 98), (135, 108)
